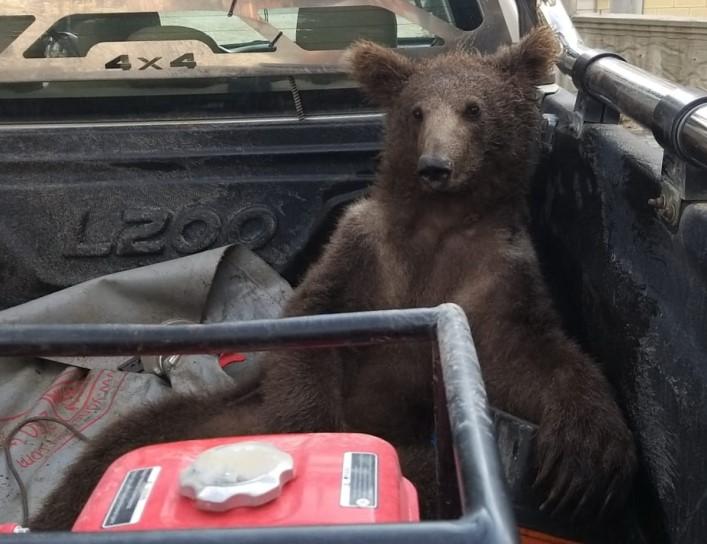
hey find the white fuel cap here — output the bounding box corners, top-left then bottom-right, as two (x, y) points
(180, 442), (295, 511)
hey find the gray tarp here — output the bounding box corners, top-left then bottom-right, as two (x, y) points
(0, 246), (291, 523)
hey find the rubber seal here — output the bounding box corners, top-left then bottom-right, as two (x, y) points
(653, 92), (707, 161)
(572, 49), (625, 92)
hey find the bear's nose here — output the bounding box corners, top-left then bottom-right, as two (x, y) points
(417, 155), (453, 186)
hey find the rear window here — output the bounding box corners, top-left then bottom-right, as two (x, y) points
(0, 1), (485, 122)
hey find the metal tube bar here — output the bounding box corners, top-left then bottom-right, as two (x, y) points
(681, 104), (707, 167)
(537, 0), (584, 75)
(3, 519), (480, 544)
(0, 304), (518, 543)
(539, 0), (707, 169)
(436, 304), (517, 544)
(579, 49), (707, 169)
(0, 309), (437, 357)
(583, 57), (677, 128)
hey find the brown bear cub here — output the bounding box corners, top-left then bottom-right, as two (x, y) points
(30, 26), (636, 531)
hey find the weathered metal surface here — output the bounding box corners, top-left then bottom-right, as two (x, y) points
(0, 0), (490, 82)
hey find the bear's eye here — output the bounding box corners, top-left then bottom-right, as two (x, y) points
(464, 102), (481, 119)
(412, 107), (423, 121)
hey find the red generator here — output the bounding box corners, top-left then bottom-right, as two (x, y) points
(70, 433), (419, 532)
(0, 307), (580, 543)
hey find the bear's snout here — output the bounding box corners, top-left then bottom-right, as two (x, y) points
(417, 154), (453, 189)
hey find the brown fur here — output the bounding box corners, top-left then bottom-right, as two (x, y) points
(29, 27), (636, 530)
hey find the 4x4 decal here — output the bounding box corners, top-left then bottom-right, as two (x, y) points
(105, 53), (197, 71)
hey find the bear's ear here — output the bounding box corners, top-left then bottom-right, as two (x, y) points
(346, 41), (415, 106)
(489, 25), (559, 84)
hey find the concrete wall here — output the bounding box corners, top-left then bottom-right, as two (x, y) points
(643, 0), (707, 18)
(570, 14), (707, 89)
(575, 0), (707, 17)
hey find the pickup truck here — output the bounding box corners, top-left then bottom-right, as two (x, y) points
(0, 1), (705, 543)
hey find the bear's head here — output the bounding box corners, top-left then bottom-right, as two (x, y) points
(347, 26), (558, 197)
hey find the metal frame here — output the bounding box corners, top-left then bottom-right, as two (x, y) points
(0, 0), (511, 83)
(0, 303), (518, 544)
(538, 0), (707, 228)
(539, 0), (707, 169)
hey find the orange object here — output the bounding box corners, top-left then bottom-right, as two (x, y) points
(520, 527), (581, 544)
(218, 353), (247, 368)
